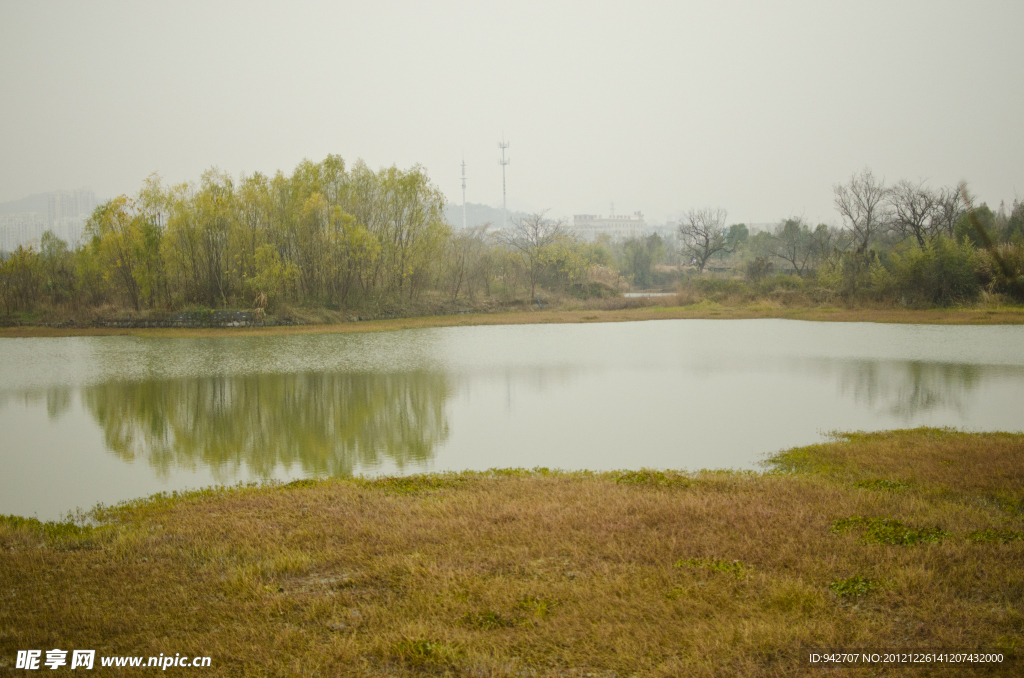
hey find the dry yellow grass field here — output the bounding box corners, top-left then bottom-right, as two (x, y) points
(1, 428), (1022, 676)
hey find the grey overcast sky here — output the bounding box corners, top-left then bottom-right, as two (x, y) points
(1, 0), (1022, 225)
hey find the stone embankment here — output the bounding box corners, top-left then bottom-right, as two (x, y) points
(44, 310), (300, 329)
(101, 310), (268, 329)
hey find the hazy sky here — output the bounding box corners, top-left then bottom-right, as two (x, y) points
(1, 0), (1022, 225)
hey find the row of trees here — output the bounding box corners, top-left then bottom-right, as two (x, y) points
(674, 170), (1024, 304)
(0, 158), (616, 316)
(2, 163), (1022, 315)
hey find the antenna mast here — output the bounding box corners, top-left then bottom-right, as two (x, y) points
(461, 156), (467, 230)
(499, 135), (510, 229)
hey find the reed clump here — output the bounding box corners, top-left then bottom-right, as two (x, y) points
(1, 428), (1021, 676)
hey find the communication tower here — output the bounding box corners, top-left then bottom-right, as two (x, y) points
(461, 156), (467, 230)
(499, 135), (510, 229)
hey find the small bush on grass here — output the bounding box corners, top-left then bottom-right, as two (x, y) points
(829, 575), (877, 598)
(831, 516), (950, 545)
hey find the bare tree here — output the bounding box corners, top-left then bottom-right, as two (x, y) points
(934, 182), (969, 238)
(888, 180), (941, 247)
(833, 169), (890, 252)
(500, 211), (567, 299)
(678, 207), (728, 273)
(770, 218), (814, 276)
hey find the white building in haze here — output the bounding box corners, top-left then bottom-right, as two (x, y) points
(572, 210), (646, 241)
(0, 189), (96, 251)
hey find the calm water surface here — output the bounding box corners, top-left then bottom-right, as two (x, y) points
(1, 319), (1022, 519)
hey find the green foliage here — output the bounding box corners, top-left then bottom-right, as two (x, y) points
(725, 223), (749, 250)
(8, 164), (1016, 316)
(357, 473), (467, 495)
(613, 469), (691, 487)
(770, 218), (815, 275)
(829, 575), (876, 598)
(976, 243), (1024, 301)
(39, 231), (77, 305)
(1007, 200), (1024, 244)
(853, 478), (911, 491)
(567, 281), (618, 299)
(618, 233), (665, 288)
(19, 156), (470, 315)
(85, 196), (151, 310)
(245, 244), (298, 309)
(887, 236), (979, 306)
(965, 529), (1023, 544)
(758, 273), (803, 292)
(0, 244), (40, 314)
(745, 256), (774, 282)
(831, 516), (949, 545)
(954, 204), (997, 248)
(0, 514), (96, 549)
(691, 276), (746, 297)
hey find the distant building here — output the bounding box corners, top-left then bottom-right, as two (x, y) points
(0, 213), (46, 252)
(0, 189), (95, 251)
(48, 189), (96, 230)
(572, 211), (646, 241)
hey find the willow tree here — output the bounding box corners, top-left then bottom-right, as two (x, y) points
(85, 197), (149, 310)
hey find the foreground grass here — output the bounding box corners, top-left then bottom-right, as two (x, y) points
(1, 429), (1022, 676)
(2, 301), (1024, 339)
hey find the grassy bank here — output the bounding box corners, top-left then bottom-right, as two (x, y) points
(1, 428), (1022, 676)
(3, 300), (1024, 339)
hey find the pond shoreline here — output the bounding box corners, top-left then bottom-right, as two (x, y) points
(2, 303), (1024, 338)
(1, 428), (1021, 675)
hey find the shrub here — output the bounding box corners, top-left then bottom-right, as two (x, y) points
(745, 257), (774, 282)
(976, 243), (1024, 301)
(567, 281), (619, 300)
(887, 237), (979, 306)
(756, 273), (804, 293)
(691, 277), (746, 298)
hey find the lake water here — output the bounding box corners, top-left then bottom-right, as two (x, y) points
(1, 319), (1022, 520)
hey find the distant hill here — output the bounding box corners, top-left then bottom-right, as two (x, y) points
(0, 193), (50, 215)
(444, 202), (529, 230)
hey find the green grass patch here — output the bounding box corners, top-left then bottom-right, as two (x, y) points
(965, 529), (1024, 544)
(829, 575), (877, 598)
(613, 469), (691, 487)
(831, 516), (950, 545)
(853, 478), (912, 491)
(0, 514), (96, 549)
(356, 473), (469, 495)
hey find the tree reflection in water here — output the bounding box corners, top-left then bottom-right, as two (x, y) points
(836, 360), (990, 419)
(80, 371), (451, 481)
